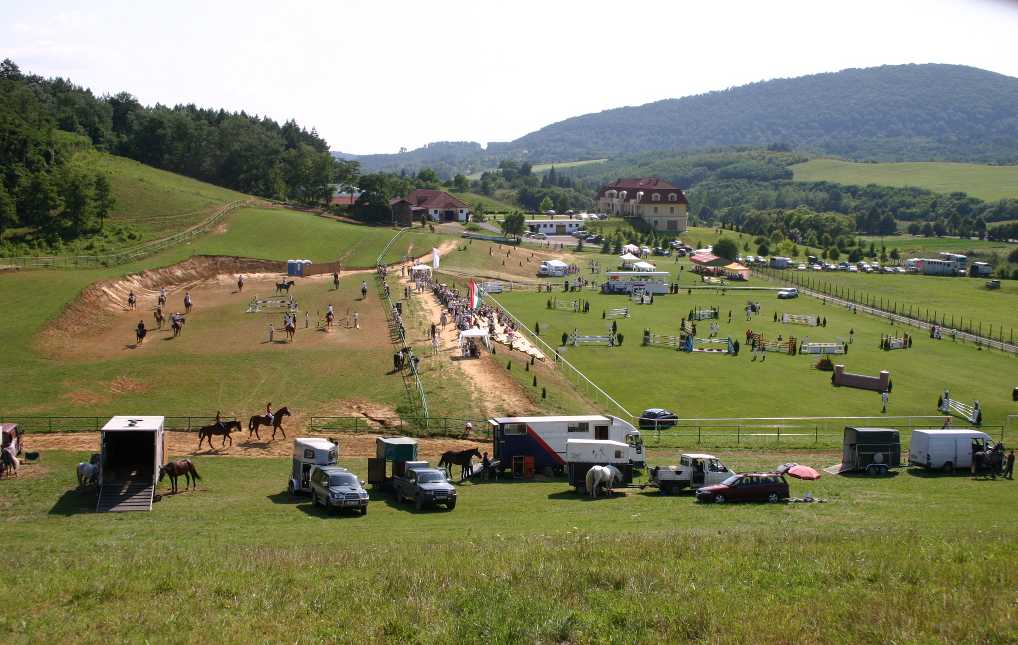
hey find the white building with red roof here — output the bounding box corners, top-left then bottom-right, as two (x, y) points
(595, 178), (689, 233)
(391, 189), (471, 223)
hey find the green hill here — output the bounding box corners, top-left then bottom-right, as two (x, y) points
(792, 158), (1018, 202)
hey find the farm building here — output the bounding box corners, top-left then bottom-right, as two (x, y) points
(391, 189), (470, 223)
(525, 219), (584, 235)
(595, 178), (688, 233)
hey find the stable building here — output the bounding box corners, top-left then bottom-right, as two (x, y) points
(392, 189), (471, 223)
(596, 178), (689, 233)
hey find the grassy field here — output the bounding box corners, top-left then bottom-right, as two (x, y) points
(84, 151), (249, 242)
(450, 191), (519, 213)
(466, 159), (607, 180)
(792, 158), (1018, 202)
(772, 268), (1018, 334)
(2, 448), (1016, 642)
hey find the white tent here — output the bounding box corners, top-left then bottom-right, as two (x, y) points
(633, 261), (657, 271)
(458, 328), (491, 354)
(619, 252), (640, 268)
(545, 259), (569, 268)
(622, 244), (641, 254)
(410, 264), (432, 274)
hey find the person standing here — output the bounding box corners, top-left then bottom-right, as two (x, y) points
(267, 322), (274, 343)
(1004, 450), (1015, 480)
(881, 389), (889, 414)
(333, 271), (340, 291)
(353, 311), (359, 329)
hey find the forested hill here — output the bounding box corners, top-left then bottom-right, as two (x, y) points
(494, 64), (1018, 163)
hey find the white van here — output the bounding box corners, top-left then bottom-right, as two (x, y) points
(538, 260), (568, 277)
(908, 429), (994, 471)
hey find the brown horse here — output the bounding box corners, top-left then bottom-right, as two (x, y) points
(248, 406), (291, 441)
(159, 459), (201, 494)
(153, 307), (165, 330)
(438, 448), (482, 481)
(197, 420), (242, 449)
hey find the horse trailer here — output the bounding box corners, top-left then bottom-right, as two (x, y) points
(489, 415), (645, 474)
(288, 437), (338, 495)
(908, 429), (994, 471)
(565, 439), (634, 491)
(841, 427), (901, 474)
(97, 416), (165, 512)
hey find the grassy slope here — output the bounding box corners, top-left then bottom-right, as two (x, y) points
(2, 449), (1016, 642)
(83, 150), (249, 240)
(792, 158), (1018, 202)
(450, 191), (518, 213)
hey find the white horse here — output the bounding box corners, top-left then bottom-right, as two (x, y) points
(585, 465), (624, 499)
(77, 462), (98, 488)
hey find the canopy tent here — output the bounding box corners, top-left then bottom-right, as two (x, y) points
(621, 244), (641, 254)
(410, 264), (433, 274)
(632, 260), (657, 271)
(458, 328), (491, 352)
(618, 252), (641, 268)
(723, 262), (750, 280)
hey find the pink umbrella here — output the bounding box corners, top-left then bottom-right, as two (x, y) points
(778, 463), (821, 480)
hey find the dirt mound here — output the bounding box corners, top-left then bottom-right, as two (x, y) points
(25, 431), (483, 461)
(41, 256), (286, 343)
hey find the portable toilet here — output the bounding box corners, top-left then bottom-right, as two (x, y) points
(287, 260), (298, 276)
(97, 416), (166, 512)
(299, 259), (312, 276)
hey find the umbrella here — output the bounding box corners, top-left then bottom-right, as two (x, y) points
(778, 462), (821, 480)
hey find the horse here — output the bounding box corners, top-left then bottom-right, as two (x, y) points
(325, 310), (335, 327)
(76, 461), (98, 487)
(974, 446), (1005, 478)
(237, 276), (245, 292)
(438, 448), (482, 480)
(157, 293), (167, 308)
(585, 464), (623, 499)
(171, 316), (185, 338)
(159, 459), (201, 494)
(247, 406), (291, 441)
(1, 447), (19, 479)
(136, 324), (147, 345)
(127, 293), (137, 310)
(275, 280), (295, 294)
(285, 320), (296, 342)
(153, 307), (165, 330)
(197, 420), (242, 449)
(332, 273), (340, 290)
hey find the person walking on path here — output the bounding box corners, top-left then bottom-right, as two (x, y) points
(1004, 450), (1015, 480)
(881, 389), (889, 413)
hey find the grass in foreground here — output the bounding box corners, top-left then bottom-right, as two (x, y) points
(792, 158), (1018, 202)
(1, 449), (1016, 642)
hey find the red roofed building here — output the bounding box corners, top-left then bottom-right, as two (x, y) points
(596, 178), (689, 233)
(391, 189), (471, 223)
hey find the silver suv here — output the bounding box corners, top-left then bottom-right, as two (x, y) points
(309, 465), (369, 515)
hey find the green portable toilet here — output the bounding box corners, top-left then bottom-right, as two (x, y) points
(376, 436), (418, 462)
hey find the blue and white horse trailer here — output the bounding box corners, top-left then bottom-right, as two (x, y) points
(489, 415), (645, 475)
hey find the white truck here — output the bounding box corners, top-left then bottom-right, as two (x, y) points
(490, 415), (646, 473)
(908, 429), (995, 471)
(646, 453), (735, 495)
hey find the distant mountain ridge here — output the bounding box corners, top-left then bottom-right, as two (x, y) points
(338, 64), (1018, 174)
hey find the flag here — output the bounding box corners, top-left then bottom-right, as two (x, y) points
(432, 248), (440, 269)
(469, 280), (484, 310)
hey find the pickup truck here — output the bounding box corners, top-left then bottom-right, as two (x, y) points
(394, 466), (457, 511)
(646, 453), (735, 495)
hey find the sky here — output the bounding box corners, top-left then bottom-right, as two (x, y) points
(3, 0), (1018, 155)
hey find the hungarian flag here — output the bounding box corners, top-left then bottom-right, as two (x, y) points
(469, 280), (484, 310)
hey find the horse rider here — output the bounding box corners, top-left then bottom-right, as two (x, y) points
(333, 272), (339, 290)
(215, 410), (225, 432)
(238, 275), (245, 292)
(184, 290), (193, 313)
(127, 291), (136, 310)
(159, 286), (167, 304)
(136, 320), (146, 343)
(265, 402), (274, 426)
(326, 304), (335, 326)
(361, 281), (368, 299)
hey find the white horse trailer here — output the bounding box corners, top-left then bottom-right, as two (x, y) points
(97, 416), (165, 512)
(490, 415), (645, 473)
(908, 429), (994, 471)
(565, 439), (634, 490)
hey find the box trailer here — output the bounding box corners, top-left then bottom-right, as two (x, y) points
(490, 415), (645, 473)
(841, 427), (901, 473)
(908, 429), (994, 471)
(538, 260), (569, 277)
(565, 439), (634, 490)
(97, 416), (165, 512)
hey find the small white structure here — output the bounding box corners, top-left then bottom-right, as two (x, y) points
(97, 415), (166, 512)
(526, 219), (583, 235)
(603, 271), (670, 295)
(908, 429), (995, 470)
(632, 260), (657, 271)
(621, 244), (641, 255)
(409, 264), (432, 276)
(538, 259), (569, 277)
(289, 437), (338, 494)
(618, 252), (641, 268)
(458, 328), (491, 355)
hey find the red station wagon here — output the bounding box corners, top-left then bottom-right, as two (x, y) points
(696, 472), (789, 503)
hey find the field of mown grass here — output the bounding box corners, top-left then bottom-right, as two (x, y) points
(792, 158), (1018, 202)
(2, 449), (1016, 642)
(83, 150), (250, 240)
(450, 191), (519, 213)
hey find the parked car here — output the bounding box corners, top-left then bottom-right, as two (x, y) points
(796, 264), (807, 271)
(696, 472), (789, 503)
(394, 466), (457, 511)
(531, 232), (547, 240)
(638, 408), (678, 429)
(777, 288), (799, 299)
(652, 247), (671, 256)
(309, 465), (369, 515)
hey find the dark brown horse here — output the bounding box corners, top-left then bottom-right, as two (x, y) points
(248, 406), (291, 441)
(197, 420), (242, 449)
(153, 307), (165, 330)
(438, 448), (482, 480)
(159, 459), (201, 494)
(275, 280), (295, 294)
